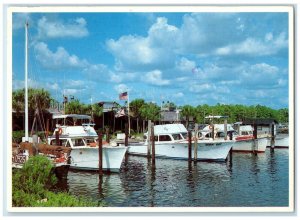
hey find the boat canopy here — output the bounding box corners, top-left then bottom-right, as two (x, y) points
(154, 124), (188, 135)
(205, 115), (228, 119)
(52, 114), (92, 120)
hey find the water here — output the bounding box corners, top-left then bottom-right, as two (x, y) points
(56, 148), (289, 207)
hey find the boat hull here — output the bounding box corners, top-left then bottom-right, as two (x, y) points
(233, 138), (268, 152)
(266, 136), (289, 148)
(127, 141), (233, 162)
(68, 146), (127, 172)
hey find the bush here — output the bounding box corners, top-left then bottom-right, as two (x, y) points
(12, 130), (25, 143)
(12, 155), (102, 207)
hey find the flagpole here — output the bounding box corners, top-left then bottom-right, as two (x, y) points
(128, 91), (130, 136)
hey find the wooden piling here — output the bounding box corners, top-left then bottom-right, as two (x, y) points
(151, 123), (155, 166)
(253, 124), (258, 155)
(224, 119), (228, 140)
(211, 124), (215, 140)
(188, 131), (192, 162)
(271, 122), (275, 151)
(106, 127), (110, 143)
(147, 120), (151, 157)
(98, 132), (103, 175)
(194, 123), (198, 163)
(125, 123), (129, 146)
(55, 131), (60, 146)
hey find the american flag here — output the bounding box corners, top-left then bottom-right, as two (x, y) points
(119, 92), (128, 100)
(115, 108), (126, 118)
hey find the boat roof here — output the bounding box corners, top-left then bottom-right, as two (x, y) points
(52, 114), (92, 120)
(205, 115), (228, 119)
(154, 124), (188, 135)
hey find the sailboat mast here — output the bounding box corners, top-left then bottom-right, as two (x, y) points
(24, 21), (29, 141)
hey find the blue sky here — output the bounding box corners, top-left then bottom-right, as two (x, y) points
(12, 12), (289, 109)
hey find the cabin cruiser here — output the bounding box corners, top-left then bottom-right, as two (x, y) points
(48, 114), (127, 172)
(200, 124), (268, 152)
(127, 124), (233, 162)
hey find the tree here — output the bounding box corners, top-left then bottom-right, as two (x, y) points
(181, 105), (196, 127)
(12, 88), (51, 114)
(139, 102), (160, 131)
(130, 99), (146, 132)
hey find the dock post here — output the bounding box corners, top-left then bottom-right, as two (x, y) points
(271, 122), (275, 151)
(224, 119), (228, 140)
(253, 124), (258, 155)
(106, 127), (110, 143)
(55, 130), (60, 146)
(188, 131), (192, 163)
(98, 132), (103, 175)
(211, 124), (215, 140)
(147, 120), (151, 158)
(125, 123), (129, 146)
(151, 123), (155, 166)
(194, 123), (198, 163)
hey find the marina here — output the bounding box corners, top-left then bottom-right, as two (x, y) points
(55, 147), (289, 207)
(7, 6), (294, 212)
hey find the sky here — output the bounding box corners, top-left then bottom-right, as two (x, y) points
(11, 11), (290, 109)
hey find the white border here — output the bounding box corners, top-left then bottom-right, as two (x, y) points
(3, 3), (296, 215)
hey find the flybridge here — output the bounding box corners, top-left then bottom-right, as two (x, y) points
(205, 115), (229, 119)
(52, 114), (92, 120)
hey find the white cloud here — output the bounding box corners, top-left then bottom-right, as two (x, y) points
(37, 16), (89, 39)
(114, 84), (129, 93)
(176, 57), (196, 72)
(173, 92), (184, 98)
(13, 13), (32, 30)
(143, 70), (170, 86)
(110, 72), (137, 83)
(215, 32), (288, 56)
(34, 42), (88, 69)
(106, 17), (177, 71)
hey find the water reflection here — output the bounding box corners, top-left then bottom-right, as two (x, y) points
(56, 149), (289, 207)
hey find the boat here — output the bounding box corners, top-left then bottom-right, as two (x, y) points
(265, 134), (289, 148)
(48, 114), (127, 172)
(127, 123), (233, 162)
(200, 124), (268, 153)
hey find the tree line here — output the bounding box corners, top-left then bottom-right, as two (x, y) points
(13, 88), (289, 127)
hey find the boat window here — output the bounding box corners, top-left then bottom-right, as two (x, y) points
(50, 139), (70, 147)
(72, 138), (85, 147)
(85, 138), (96, 144)
(172, 134), (182, 140)
(205, 132), (213, 138)
(241, 131), (249, 135)
(216, 132), (225, 138)
(159, 135), (172, 142)
(181, 132), (188, 139)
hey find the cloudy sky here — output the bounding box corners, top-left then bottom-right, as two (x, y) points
(12, 11), (289, 109)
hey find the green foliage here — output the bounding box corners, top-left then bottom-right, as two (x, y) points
(139, 102), (160, 121)
(65, 100), (103, 118)
(12, 88), (51, 114)
(12, 130), (25, 143)
(12, 155), (102, 207)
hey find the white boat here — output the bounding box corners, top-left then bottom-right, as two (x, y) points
(127, 124), (233, 162)
(201, 124), (267, 153)
(266, 135), (289, 148)
(48, 114), (127, 172)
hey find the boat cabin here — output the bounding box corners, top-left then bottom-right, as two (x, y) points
(145, 124), (188, 143)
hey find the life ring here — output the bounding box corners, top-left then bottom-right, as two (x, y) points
(58, 127), (63, 135)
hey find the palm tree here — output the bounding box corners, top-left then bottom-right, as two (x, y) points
(130, 99), (145, 133)
(181, 105), (196, 128)
(139, 102), (160, 132)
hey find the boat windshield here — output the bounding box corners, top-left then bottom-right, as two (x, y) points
(71, 138), (85, 147)
(181, 132), (188, 139)
(50, 139), (71, 147)
(85, 138), (96, 144)
(172, 133), (184, 140)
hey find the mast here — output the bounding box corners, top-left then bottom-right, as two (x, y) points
(24, 21), (29, 141)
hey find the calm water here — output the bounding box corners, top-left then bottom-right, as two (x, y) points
(56, 148), (289, 207)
